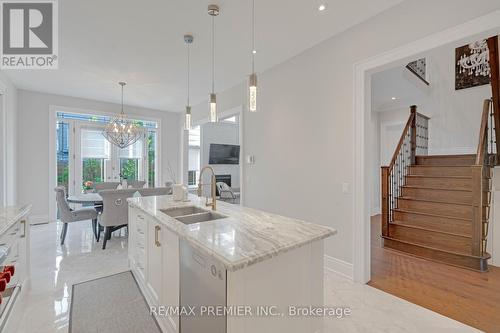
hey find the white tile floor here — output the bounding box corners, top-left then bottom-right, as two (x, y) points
(13, 221), (479, 333)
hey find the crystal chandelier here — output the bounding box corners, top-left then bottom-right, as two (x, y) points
(457, 39), (491, 77)
(102, 82), (142, 148)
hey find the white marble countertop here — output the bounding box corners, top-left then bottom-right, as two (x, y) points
(128, 195), (336, 272)
(0, 205), (31, 236)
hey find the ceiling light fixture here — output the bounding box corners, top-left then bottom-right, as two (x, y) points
(102, 82), (142, 148)
(208, 4), (220, 122)
(318, 4), (326, 11)
(391, 97), (397, 100)
(248, 0), (258, 112)
(184, 34), (193, 131)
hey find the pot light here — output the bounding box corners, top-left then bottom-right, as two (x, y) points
(318, 4), (326, 11)
(391, 97), (397, 100)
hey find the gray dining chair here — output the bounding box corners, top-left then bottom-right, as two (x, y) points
(54, 187), (98, 245)
(97, 187), (170, 249)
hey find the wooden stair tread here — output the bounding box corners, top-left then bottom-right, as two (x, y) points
(391, 221), (472, 238)
(416, 154), (475, 158)
(406, 175), (472, 179)
(382, 235), (486, 259)
(397, 196), (472, 207)
(393, 208), (470, 222)
(402, 185), (472, 192)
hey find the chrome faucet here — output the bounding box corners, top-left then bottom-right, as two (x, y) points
(197, 165), (217, 211)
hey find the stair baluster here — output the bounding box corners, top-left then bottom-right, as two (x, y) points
(381, 106), (429, 238)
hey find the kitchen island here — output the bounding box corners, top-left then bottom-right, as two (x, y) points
(128, 195), (335, 333)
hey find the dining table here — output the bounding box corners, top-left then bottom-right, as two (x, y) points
(67, 192), (103, 205)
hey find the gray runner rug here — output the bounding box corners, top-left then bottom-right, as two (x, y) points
(70, 271), (161, 333)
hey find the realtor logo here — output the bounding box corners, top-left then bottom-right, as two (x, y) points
(1, 0), (58, 69)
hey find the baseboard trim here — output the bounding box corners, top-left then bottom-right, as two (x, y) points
(324, 255), (353, 280)
(29, 214), (50, 225)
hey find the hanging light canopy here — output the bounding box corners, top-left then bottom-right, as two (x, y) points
(102, 82), (142, 148)
(184, 34), (194, 131)
(208, 4), (219, 122)
(248, 0), (258, 112)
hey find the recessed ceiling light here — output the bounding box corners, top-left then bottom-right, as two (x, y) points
(318, 4), (326, 11)
(391, 97), (397, 100)
(252, 50), (257, 54)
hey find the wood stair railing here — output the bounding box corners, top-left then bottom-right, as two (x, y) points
(381, 105), (429, 238)
(472, 99), (495, 260)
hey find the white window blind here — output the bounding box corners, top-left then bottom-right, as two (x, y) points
(81, 128), (110, 158)
(119, 139), (143, 158)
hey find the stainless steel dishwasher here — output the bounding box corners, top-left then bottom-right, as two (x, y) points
(180, 240), (227, 333)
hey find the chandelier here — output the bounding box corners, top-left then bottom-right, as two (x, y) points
(457, 39), (491, 77)
(102, 82), (142, 148)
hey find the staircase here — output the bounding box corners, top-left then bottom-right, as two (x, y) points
(381, 103), (495, 271)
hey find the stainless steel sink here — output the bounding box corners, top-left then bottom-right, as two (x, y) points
(175, 211), (227, 225)
(160, 206), (207, 218)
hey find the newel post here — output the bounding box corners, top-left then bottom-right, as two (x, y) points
(381, 166), (390, 237)
(410, 105), (417, 165)
(470, 165), (483, 257)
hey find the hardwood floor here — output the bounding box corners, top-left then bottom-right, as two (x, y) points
(369, 215), (500, 333)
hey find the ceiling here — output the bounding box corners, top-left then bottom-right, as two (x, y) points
(4, 0), (404, 112)
(372, 65), (430, 112)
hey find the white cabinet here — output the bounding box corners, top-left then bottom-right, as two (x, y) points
(147, 220), (163, 305)
(128, 206), (179, 333)
(161, 227), (179, 331)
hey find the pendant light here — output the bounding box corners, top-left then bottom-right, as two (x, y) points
(208, 4), (219, 122)
(248, 0), (258, 112)
(184, 34), (193, 131)
(102, 82), (142, 148)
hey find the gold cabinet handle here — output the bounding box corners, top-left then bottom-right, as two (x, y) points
(154, 225), (161, 247)
(20, 220), (26, 238)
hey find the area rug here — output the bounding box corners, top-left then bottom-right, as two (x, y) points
(69, 271), (161, 333)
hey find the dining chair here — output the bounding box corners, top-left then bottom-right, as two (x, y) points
(97, 187), (171, 249)
(216, 182), (239, 203)
(54, 187), (98, 245)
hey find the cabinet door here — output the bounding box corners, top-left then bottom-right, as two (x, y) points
(147, 220), (163, 305)
(162, 228), (179, 332)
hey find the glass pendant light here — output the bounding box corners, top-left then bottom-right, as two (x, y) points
(184, 34), (193, 131)
(208, 4), (219, 122)
(248, 0), (258, 112)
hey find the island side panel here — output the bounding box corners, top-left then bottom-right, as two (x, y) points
(227, 240), (324, 333)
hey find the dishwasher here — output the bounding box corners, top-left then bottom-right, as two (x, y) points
(180, 240), (227, 333)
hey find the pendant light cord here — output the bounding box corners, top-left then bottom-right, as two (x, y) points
(211, 15), (215, 94)
(187, 42), (190, 106)
(121, 84), (124, 115)
(251, 0), (255, 74)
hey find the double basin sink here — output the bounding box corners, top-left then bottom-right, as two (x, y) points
(160, 206), (228, 225)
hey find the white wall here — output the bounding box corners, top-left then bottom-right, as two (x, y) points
(189, 0), (500, 265)
(0, 72), (18, 206)
(17, 90), (181, 220)
(201, 122), (240, 189)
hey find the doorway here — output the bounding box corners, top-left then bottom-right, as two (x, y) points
(53, 110), (159, 215)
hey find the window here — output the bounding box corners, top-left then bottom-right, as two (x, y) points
(56, 121), (70, 193)
(147, 131), (156, 187)
(81, 128), (110, 190)
(188, 126), (201, 186)
(119, 139), (142, 181)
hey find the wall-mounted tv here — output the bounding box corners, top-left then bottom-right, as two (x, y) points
(209, 144), (240, 165)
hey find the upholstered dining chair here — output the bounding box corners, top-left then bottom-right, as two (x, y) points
(54, 187), (98, 245)
(97, 187), (171, 249)
(216, 182), (239, 203)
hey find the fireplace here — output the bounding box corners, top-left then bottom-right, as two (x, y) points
(215, 175), (231, 196)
